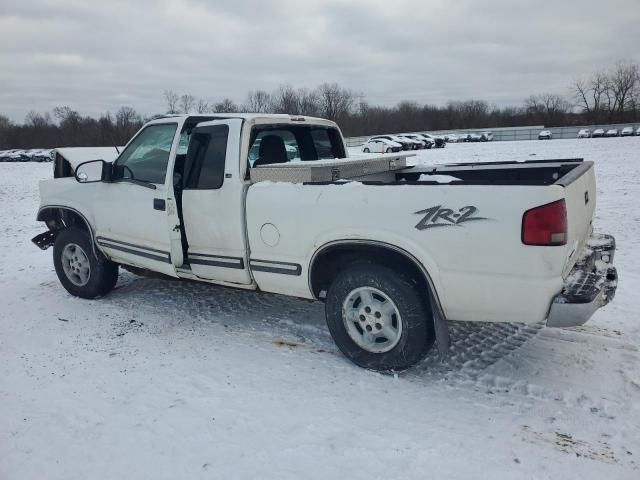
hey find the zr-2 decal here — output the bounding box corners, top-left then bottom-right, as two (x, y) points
(414, 205), (487, 230)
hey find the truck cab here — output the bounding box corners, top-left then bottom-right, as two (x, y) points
(44, 114), (346, 286)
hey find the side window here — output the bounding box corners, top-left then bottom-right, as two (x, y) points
(310, 128), (334, 159)
(114, 123), (178, 184)
(184, 125), (229, 189)
(249, 130), (300, 167)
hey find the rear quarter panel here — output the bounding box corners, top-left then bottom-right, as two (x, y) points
(246, 181), (571, 324)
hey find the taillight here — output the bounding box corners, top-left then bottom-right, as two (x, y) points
(522, 199), (567, 246)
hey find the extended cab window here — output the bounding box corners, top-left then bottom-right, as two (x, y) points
(248, 125), (345, 168)
(183, 125), (229, 189)
(249, 130), (300, 167)
(114, 123), (178, 184)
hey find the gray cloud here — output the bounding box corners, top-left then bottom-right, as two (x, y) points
(1, 0), (639, 121)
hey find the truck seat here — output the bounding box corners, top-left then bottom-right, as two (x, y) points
(253, 135), (287, 167)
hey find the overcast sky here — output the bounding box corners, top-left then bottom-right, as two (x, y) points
(1, 0), (639, 122)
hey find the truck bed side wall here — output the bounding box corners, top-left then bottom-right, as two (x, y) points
(246, 182), (571, 324)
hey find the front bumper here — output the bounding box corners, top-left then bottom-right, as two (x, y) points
(547, 234), (618, 327)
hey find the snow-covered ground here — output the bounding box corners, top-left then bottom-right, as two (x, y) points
(1, 138), (639, 479)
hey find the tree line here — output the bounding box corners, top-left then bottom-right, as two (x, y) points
(1, 61), (638, 149)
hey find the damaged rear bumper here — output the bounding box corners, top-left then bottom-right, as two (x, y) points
(547, 234), (618, 328)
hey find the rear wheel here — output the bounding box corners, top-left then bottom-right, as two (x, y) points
(385, 147), (392, 153)
(363, 148), (370, 153)
(53, 227), (119, 299)
(325, 262), (434, 371)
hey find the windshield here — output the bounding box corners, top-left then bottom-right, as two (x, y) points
(114, 123), (178, 184)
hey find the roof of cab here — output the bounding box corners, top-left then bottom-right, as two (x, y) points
(152, 113), (333, 123)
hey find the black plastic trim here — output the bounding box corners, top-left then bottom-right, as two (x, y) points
(153, 198), (166, 211)
(189, 253), (245, 269)
(96, 237), (171, 263)
(250, 259), (302, 276)
(554, 161), (593, 187)
(95, 236), (170, 255)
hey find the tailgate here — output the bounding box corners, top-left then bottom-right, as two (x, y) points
(557, 161), (596, 276)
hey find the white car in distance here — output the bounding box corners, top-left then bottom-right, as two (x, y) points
(362, 138), (402, 154)
(538, 130), (552, 140)
(577, 129), (591, 138)
(605, 129), (619, 137)
(621, 127), (634, 137)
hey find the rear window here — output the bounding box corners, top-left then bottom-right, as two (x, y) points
(248, 124), (345, 168)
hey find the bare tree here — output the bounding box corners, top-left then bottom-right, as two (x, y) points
(297, 88), (320, 116)
(53, 106), (79, 125)
(525, 94), (570, 125)
(317, 83), (355, 121)
(574, 78), (594, 119)
(115, 107), (140, 131)
(164, 90), (179, 114)
(180, 94), (196, 114)
(114, 107), (142, 142)
(196, 98), (209, 114)
(25, 111), (53, 128)
(213, 98), (238, 113)
(245, 90), (271, 113)
(271, 84), (300, 114)
(609, 60), (639, 119)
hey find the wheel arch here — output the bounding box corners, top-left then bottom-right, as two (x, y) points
(308, 239), (446, 321)
(37, 205), (102, 258)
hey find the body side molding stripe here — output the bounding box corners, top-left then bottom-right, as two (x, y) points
(96, 239), (171, 263)
(189, 253), (245, 269)
(249, 259), (302, 276)
(96, 236), (170, 255)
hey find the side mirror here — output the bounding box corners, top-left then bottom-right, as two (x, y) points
(75, 159), (111, 183)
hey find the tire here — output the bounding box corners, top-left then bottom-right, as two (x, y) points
(53, 227), (119, 299)
(325, 262), (434, 371)
(385, 147), (392, 153)
(363, 148), (370, 153)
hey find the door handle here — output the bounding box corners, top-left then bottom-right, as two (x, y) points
(153, 198), (166, 211)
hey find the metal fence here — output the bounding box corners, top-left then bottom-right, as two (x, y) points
(344, 122), (640, 147)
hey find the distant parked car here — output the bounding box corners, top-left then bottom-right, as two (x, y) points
(399, 136), (426, 150)
(462, 133), (482, 142)
(398, 134), (429, 149)
(592, 128), (605, 138)
(577, 129), (591, 138)
(444, 134), (459, 143)
(362, 138), (402, 154)
(480, 131), (494, 142)
(538, 130), (552, 140)
(605, 129), (619, 137)
(637, 126), (640, 136)
(370, 135), (414, 151)
(621, 127), (634, 137)
(7, 150), (30, 161)
(421, 133), (446, 148)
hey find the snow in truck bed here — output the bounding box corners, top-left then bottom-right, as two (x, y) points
(1, 138), (640, 479)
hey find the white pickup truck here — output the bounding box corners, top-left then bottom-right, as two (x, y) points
(33, 114), (618, 371)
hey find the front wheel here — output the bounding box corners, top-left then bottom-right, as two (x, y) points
(363, 148), (370, 153)
(385, 147), (393, 153)
(325, 262), (434, 371)
(53, 227), (119, 299)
